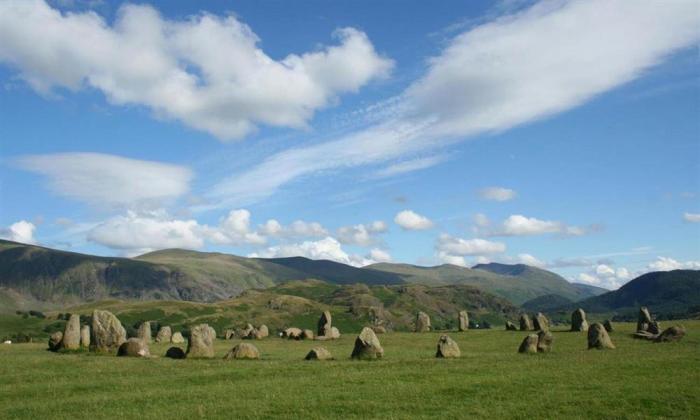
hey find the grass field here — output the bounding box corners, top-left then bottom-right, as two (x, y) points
(1, 321), (699, 419)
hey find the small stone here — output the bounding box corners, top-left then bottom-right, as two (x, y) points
(435, 335), (460, 358)
(223, 343), (260, 360)
(117, 338), (150, 357)
(283, 327), (303, 340)
(156, 326), (172, 343)
(571, 308), (588, 332)
(60, 314), (81, 350)
(48, 331), (63, 352)
(302, 329), (314, 340)
(458, 311), (469, 332)
(519, 314), (533, 331)
(533, 312), (549, 331)
(588, 323), (615, 349)
(171, 332), (185, 344)
(505, 321), (518, 331)
(80, 325), (90, 348)
(654, 325), (686, 343)
(351, 327), (384, 360)
(137, 321), (152, 344)
(518, 334), (538, 354)
(165, 347), (186, 359)
(537, 330), (554, 352)
(305, 347), (333, 360)
(415, 311), (431, 332)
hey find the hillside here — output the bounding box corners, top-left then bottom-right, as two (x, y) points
(571, 282), (608, 298)
(521, 294), (575, 313)
(575, 270), (700, 318)
(259, 256), (404, 285)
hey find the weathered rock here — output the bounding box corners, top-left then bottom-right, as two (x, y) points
(505, 321), (518, 331)
(302, 329), (314, 340)
(156, 326), (172, 343)
(48, 331), (63, 352)
(117, 338), (150, 357)
(571, 308), (588, 332)
(654, 325), (686, 343)
(60, 314), (81, 350)
(224, 329), (236, 340)
(435, 335), (460, 358)
(537, 330), (554, 352)
(165, 346), (186, 359)
(415, 311), (431, 332)
(632, 331), (657, 340)
(137, 321), (151, 344)
(330, 327), (341, 339)
(257, 325), (269, 338)
(533, 312), (549, 331)
(171, 332), (185, 344)
(588, 323), (615, 349)
(80, 325), (90, 348)
(518, 334), (539, 353)
(351, 327), (384, 360)
(603, 320), (614, 333)
(317, 311), (332, 337)
(519, 314), (533, 331)
(284, 327), (303, 340)
(372, 326), (387, 334)
(208, 326), (217, 339)
(637, 307), (653, 332)
(91, 310), (127, 352)
(305, 347), (333, 360)
(648, 321), (661, 335)
(186, 324), (215, 358)
(224, 343), (260, 360)
(241, 324), (255, 338)
(458, 311), (469, 332)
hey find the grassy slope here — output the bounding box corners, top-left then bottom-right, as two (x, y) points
(0, 321), (698, 419)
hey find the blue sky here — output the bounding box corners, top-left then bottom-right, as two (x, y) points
(1, 0), (699, 289)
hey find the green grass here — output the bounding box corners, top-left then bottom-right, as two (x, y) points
(1, 321), (699, 419)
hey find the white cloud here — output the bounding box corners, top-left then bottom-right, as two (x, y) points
(336, 221), (387, 246)
(437, 251), (467, 267)
(575, 263), (633, 289)
(484, 214), (591, 237)
(647, 257), (700, 272)
(0, 1), (393, 140)
(212, 209), (266, 245)
(17, 153), (192, 208)
(436, 233), (506, 256)
(478, 187), (516, 201)
(204, 0), (700, 206)
(683, 212), (700, 223)
(394, 210), (433, 230)
(259, 219), (328, 238)
(517, 253), (546, 268)
(368, 248), (392, 263)
(374, 155), (445, 178)
(0, 220), (37, 244)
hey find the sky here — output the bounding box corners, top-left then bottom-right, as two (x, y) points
(1, 0), (699, 290)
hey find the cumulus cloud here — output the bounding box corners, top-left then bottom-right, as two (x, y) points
(683, 213), (700, 223)
(368, 248), (392, 263)
(478, 187), (516, 201)
(394, 210), (433, 230)
(482, 214), (592, 237)
(575, 263), (633, 289)
(248, 236), (380, 267)
(436, 233), (506, 257)
(647, 257), (700, 271)
(0, 1), (392, 140)
(17, 153), (192, 208)
(336, 221), (387, 246)
(0, 220), (37, 244)
(259, 219), (328, 238)
(206, 0), (700, 205)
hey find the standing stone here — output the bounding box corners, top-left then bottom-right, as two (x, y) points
(241, 324), (255, 338)
(186, 324), (215, 359)
(537, 330), (554, 352)
(571, 308), (589, 332)
(372, 326), (387, 334)
(224, 329), (236, 340)
(223, 343), (260, 360)
(603, 320), (614, 333)
(305, 347), (333, 360)
(654, 325), (686, 343)
(458, 311), (469, 332)
(284, 327), (303, 340)
(137, 321), (151, 344)
(518, 334), (539, 354)
(317, 311), (332, 337)
(637, 307), (653, 332)
(519, 314), (533, 331)
(91, 310), (127, 352)
(648, 321), (661, 335)
(165, 347), (186, 359)
(156, 326), (172, 343)
(257, 325), (269, 338)
(351, 327), (384, 360)
(60, 314), (81, 350)
(48, 331), (63, 352)
(588, 323), (615, 350)
(435, 335), (461, 358)
(171, 332), (185, 344)
(80, 325), (90, 348)
(505, 321), (518, 331)
(415, 311), (431, 332)
(302, 329), (314, 340)
(117, 338), (150, 357)
(533, 312), (549, 331)
(330, 327), (341, 339)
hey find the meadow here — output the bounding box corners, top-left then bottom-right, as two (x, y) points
(1, 321), (698, 419)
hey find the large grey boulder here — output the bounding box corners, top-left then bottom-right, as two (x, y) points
(533, 312), (549, 331)
(223, 343), (260, 360)
(571, 308), (588, 332)
(351, 327), (384, 360)
(435, 335), (460, 358)
(48, 331), (63, 352)
(537, 330), (554, 352)
(186, 324), (215, 358)
(137, 321), (151, 344)
(91, 310), (126, 352)
(415, 311), (431, 332)
(654, 325), (686, 343)
(317, 311), (332, 337)
(60, 314), (81, 350)
(305, 347), (333, 360)
(518, 334), (538, 354)
(519, 314), (533, 331)
(156, 326), (172, 343)
(80, 325), (90, 348)
(117, 338), (150, 357)
(458, 311), (469, 332)
(588, 323), (615, 349)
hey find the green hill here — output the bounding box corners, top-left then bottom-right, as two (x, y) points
(521, 294), (575, 313)
(570, 282), (609, 298)
(259, 256), (404, 285)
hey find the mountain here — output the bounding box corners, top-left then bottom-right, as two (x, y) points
(571, 282), (608, 298)
(369, 262), (588, 304)
(258, 256), (404, 285)
(575, 270), (700, 318)
(521, 294), (575, 313)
